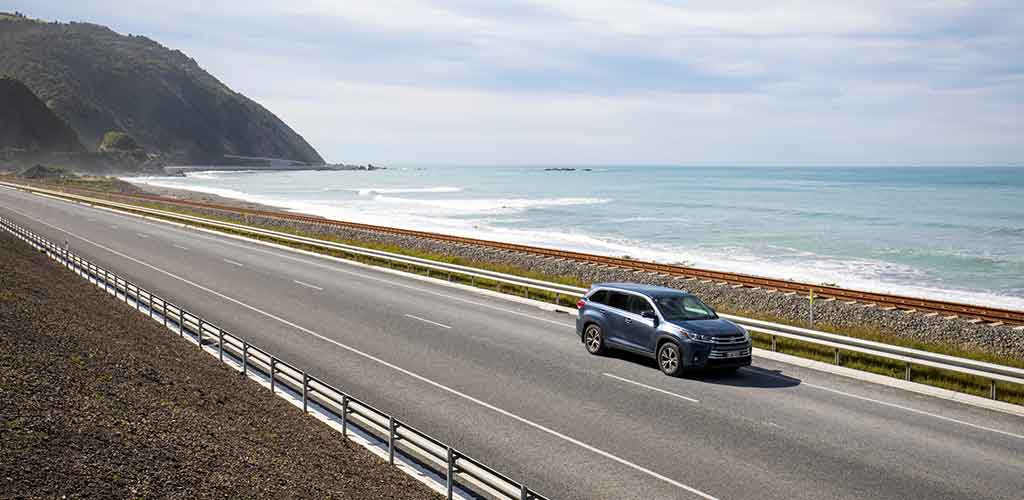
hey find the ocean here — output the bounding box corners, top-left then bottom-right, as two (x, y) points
(127, 166), (1024, 310)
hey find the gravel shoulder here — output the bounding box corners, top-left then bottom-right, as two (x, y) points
(0, 231), (437, 499)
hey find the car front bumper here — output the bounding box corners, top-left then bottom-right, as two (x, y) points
(681, 342), (752, 370)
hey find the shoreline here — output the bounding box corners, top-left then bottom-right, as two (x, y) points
(112, 178), (1023, 363)
(123, 179), (1024, 312)
(133, 182), (289, 213)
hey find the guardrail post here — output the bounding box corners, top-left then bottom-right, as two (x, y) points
(771, 335), (777, 352)
(991, 380), (997, 400)
(242, 341), (249, 375)
(834, 348), (840, 365)
(302, 372), (308, 413)
(197, 319), (205, 348)
(218, 330), (224, 362)
(341, 395), (349, 437)
(162, 300), (168, 327)
(446, 447), (456, 499)
(521, 484), (530, 500)
(905, 363), (912, 381)
(388, 416), (396, 464)
(270, 357), (277, 393)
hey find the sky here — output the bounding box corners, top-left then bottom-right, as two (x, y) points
(10, 1), (1024, 166)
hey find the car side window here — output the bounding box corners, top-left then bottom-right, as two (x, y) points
(589, 290), (609, 305)
(607, 292), (630, 311)
(628, 295), (654, 316)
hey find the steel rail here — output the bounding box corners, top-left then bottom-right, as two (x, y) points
(3, 187), (1023, 400)
(8, 180), (1021, 325)
(0, 215), (549, 500)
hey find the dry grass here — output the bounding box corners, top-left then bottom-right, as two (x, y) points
(29, 182), (1024, 406)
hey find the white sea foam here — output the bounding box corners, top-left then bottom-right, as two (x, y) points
(181, 170), (263, 180)
(351, 186), (463, 196)
(368, 195), (610, 215)
(122, 175), (1024, 310)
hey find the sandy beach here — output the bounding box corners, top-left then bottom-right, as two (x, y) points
(128, 181), (290, 213)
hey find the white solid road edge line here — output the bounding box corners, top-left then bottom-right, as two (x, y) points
(404, 314), (452, 329)
(754, 348), (1024, 419)
(25, 232), (476, 500)
(12, 193), (1022, 422)
(6, 206), (720, 500)
(604, 373), (700, 403)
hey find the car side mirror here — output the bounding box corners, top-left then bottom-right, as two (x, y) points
(641, 310), (658, 324)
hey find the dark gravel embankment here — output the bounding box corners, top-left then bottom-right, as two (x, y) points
(0, 231), (436, 499)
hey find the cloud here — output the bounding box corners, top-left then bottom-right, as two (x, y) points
(10, 0), (1024, 165)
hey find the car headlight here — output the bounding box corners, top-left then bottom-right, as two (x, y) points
(740, 327), (750, 342)
(688, 332), (713, 342)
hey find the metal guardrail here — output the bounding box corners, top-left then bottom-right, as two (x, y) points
(0, 215), (550, 500)
(6, 184), (1024, 400)
(10, 179), (1024, 325)
(3, 183), (584, 303)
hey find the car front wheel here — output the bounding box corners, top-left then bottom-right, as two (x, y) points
(583, 324), (606, 355)
(657, 342), (684, 377)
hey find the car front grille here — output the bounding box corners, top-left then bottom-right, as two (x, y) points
(708, 347), (752, 359)
(693, 333), (747, 345)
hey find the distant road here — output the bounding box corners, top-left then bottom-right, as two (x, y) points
(1, 187), (1021, 500)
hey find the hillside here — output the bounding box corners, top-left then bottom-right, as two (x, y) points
(0, 13), (324, 165)
(0, 76), (85, 152)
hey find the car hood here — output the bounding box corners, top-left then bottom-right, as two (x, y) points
(667, 318), (744, 337)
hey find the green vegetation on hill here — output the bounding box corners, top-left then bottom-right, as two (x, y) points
(97, 131), (142, 152)
(18, 164), (72, 179)
(0, 76), (85, 152)
(0, 14), (324, 165)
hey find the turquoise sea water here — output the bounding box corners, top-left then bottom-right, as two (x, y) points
(129, 167), (1024, 309)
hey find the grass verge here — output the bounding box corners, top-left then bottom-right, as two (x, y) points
(20, 179), (1024, 405)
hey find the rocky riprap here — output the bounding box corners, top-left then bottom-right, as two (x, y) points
(124, 197), (1024, 362)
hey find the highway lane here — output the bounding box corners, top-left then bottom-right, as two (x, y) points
(2, 187), (1022, 500)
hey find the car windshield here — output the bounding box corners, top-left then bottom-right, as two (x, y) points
(653, 294), (717, 321)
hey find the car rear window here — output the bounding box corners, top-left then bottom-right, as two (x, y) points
(588, 290), (609, 305)
(607, 292), (630, 311)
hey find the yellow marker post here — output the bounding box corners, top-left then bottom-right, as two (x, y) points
(809, 289), (815, 327)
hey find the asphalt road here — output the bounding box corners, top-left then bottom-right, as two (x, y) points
(2, 186), (1022, 500)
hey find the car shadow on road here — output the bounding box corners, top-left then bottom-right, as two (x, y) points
(605, 350), (801, 389)
(689, 366), (801, 389)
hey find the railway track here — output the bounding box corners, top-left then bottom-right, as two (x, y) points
(21, 181), (1024, 326)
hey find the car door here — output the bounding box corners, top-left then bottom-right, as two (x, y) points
(602, 291), (631, 346)
(624, 295), (658, 353)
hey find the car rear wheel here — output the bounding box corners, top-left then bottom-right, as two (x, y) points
(657, 342), (684, 377)
(583, 324), (606, 355)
